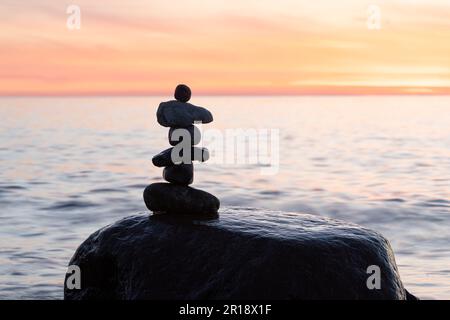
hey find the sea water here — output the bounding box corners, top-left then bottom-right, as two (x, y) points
(0, 96), (449, 299)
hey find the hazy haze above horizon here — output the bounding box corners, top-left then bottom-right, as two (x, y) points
(1, 0), (450, 96)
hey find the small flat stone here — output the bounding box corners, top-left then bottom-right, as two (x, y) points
(157, 101), (213, 127)
(162, 164), (193, 185)
(174, 84), (191, 103)
(168, 125), (201, 146)
(143, 182), (220, 216)
(152, 147), (209, 167)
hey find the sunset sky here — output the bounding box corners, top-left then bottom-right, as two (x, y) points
(1, 0), (450, 95)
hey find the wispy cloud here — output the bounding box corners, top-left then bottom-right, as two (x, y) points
(1, 0), (450, 95)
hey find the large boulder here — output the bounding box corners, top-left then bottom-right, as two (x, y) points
(64, 207), (417, 300)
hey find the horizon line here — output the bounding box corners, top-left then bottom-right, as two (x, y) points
(2, 93), (450, 98)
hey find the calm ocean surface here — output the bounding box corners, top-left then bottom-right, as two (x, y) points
(0, 96), (449, 299)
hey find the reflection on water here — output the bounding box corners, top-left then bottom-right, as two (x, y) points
(0, 96), (449, 299)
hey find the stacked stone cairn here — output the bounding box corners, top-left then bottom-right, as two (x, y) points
(143, 85), (220, 216)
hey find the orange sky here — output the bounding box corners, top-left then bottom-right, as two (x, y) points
(1, 0), (450, 96)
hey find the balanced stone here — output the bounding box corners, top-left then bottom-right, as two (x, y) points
(168, 125), (201, 146)
(152, 147), (209, 167)
(163, 164), (193, 185)
(157, 101), (213, 127)
(174, 84), (191, 103)
(143, 183), (220, 215)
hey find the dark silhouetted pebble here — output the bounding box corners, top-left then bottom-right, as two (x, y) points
(152, 147), (209, 167)
(168, 125), (201, 146)
(163, 164), (193, 185)
(174, 84), (191, 102)
(143, 182), (220, 215)
(157, 101), (213, 127)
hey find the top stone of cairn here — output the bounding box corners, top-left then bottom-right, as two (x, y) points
(174, 84), (191, 103)
(157, 84), (213, 127)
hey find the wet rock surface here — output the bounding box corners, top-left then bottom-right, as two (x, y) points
(64, 207), (417, 300)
